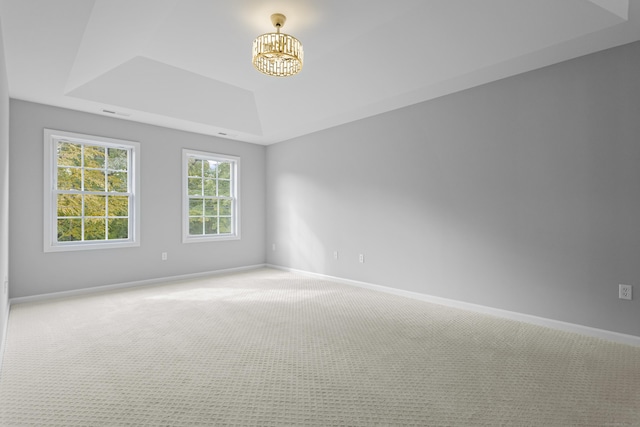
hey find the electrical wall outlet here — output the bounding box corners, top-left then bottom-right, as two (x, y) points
(3, 278), (7, 295)
(272, 243), (276, 251)
(619, 284), (632, 300)
(359, 254), (364, 263)
(161, 252), (168, 261)
(333, 251), (339, 260)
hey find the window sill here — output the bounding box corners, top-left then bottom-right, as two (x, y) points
(182, 234), (240, 244)
(44, 240), (140, 253)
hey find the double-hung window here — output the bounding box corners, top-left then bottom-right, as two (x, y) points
(44, 129), (140, 252)
(183, 149), (239, 242)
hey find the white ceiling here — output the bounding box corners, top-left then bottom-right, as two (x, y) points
(1, 0), (639, 145)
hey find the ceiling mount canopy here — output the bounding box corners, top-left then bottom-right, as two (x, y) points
(252, 13), (304, 77)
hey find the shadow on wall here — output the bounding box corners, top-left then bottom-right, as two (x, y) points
(267, 128), (604, 316)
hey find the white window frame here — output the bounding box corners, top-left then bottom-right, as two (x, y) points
(182, 149), (240, 243)
(43, 129), (141, 252)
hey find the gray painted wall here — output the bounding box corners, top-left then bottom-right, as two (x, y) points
(0, 20), (10, 349)
(9, 100), (265, 298)
(266, 41), (640, 337)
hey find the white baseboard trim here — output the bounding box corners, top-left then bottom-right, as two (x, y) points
(267, 264), (640, 347)
(9, 264), (267, 306)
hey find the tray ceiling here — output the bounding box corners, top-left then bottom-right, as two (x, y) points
(1, 0), (638, 144)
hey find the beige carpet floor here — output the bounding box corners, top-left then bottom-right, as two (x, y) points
(0, 268), (639, 426)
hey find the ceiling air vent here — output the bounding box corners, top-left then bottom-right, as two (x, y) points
(101, 109), (131, 117)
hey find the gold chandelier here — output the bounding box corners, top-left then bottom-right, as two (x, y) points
(252, 13), (303, 77)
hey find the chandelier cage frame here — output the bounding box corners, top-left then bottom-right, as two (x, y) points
(252, 13), (304, 77)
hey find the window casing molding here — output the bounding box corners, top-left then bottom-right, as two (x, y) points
(182, 149), (240, 243)
(43, 129), (141, 252)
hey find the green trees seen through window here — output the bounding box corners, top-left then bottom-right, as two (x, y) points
(55, 141), (130, 242)
(186, 154), (235, 237)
